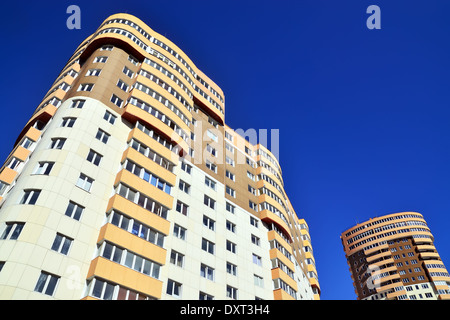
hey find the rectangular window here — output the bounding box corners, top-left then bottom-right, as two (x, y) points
(206, 144), (216, 157)
(76, 174), (94, 192)
(202, 238), (215, 254)
(33, 162), (54, 175)
(170, 250), (184, 268)
(205, 177), (216, 190)
(251, 234), (260, 246)
(226, 220), (236, 233)
(205, 160), (217, 173)
(70, 99), (85, 109)
(226, 202), (235, 214)
(207, 129), (218, 142)
(173, 224), (186, 240)
(123, 66), (134, 78)
(225, 131), (233, 141)
(51, 233), (73, 255)
(178, 180), (190, 194)
(226, 240), (236, 253)
(199, 292), (214, 300)
(94, 56), (108, 63)
(61, 117), (76, 128)
(95, 129), (110, 144)
(21, 137), (33, 149)
(65, 201), (84, 221)
(50, 138), (66, 150)
(254, 275), (264, 287)
(111, 94), (123, 108)
(252, 254), (262, 266)
(34, 271), (60, 296)
(226, 285), (237, 300)
(87, 149), (102, 166)
(204, 195), (216, 210)
(78, 83), (94, 92)
(200, 264), (214, 281)
(203, 215), (215, 231)
(117, 79), (129, 92)
(176, 200), (189, 216)
(86, 69), (101, 76)
(128, 55), (139, 66)
(180, 162), (191, 174)
(226, 186), (235, 197)
(20, 189), (41, 205)
(226, 156), (235, 167)
(1, 222), (24, 240)
(249, 201), (258, 212)
(103, 110), (117, 124)
(100, 45), (113, 51)
(225, 170), (235, 181)
(226, 262), (237, 276)
(166, 279), (181, 297)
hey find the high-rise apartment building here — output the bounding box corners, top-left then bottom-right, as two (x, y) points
(341, 212), (450, 300)
(0, 13), (320, 300)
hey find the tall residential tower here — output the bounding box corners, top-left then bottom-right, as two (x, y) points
(0, 13), (320, 300)
(341, 212), (450, 300)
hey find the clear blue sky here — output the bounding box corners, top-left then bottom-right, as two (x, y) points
(1, 0), (450, 300)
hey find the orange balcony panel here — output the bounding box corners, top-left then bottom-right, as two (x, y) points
(114, 168), (173, 210)
(420, 252), (440, 260)
(267, 230), (292, 255)
(439, 294), (450, 300)
(273, 288), (295, 301)
(24, 126), (42, 142)
(260, 209), (291, 241)
(121, 147), (176, 186)
(269, 248), (295, 271)
(0, 167), (18, 185)
(97, 223), (167, 265)
(87, 256), (163, 299)
(271, 268), (297, 291)
(123, 104), (188, 155)
(106, 194), (170, 235)
(12, 146), (31, 162)
(128, 128), (179, 165)
(387, 289), (407, 300)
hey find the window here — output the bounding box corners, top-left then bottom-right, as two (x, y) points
(7, 157), (21, 170)
(205, 177), (216, 190)
(254, 275), (264, 287)
(226, 286), (237, 300)
(226, 186), (235, 197)
(173, 224), (186, 240)
(250, 217), (259, 227)
(166, 279), (181, 297)
(86, 69), (101, 76)
(70, 99), (85, 109)
(248, 185), (257, 195)
(226, 202), (235, 214)
(117, 79), (129, 92)
(170, 250), (184, 268)
(226, 221), (236, 233)
(128, 55), (139, 66)
(123, 66), (134, 78)
(176, 200), (189, 216)
(61, 117), (76, 128)
(249, 201), (258, 211)
(199, 292), (214, 300)
(251, 234), (260, 246)
(51, 233), (73, 255)
(226, 262), (237, 276)
(21, 137), (33, 149)
(20, 189), (41, 205)
(178, 180), (190, 194)
(204, 195), (216, 210)
(65, 201), (84, 221)
(226, 156), (235, 167)
(203, 215), (215, 231)
(180, 162), (191, 174)
(50, 138), (66, 150)
(103, 111), (117, 124)
(94, 56), (108, 63)
(87, 149), (102, 166)
(111, 94), (123, 108)
(1, 222), (24, 240)
(34, 271), (59, 296)
(100, 45), (113, 51)
(205, 160), (216, 173)
(252, 254), (262, 266)
(76, 174), (94, 192)
(207, 129), (218, 142)
(78, 83), (94, 92)
(95, 129), (110, 144)
(227, 240), (236, 253)
(206, 144), (217, 157)
(225, 170), (235, 181)
(90, 278), (115, 300)
(200, 264), (214, 281)
(202, 238), (215, 254)
(225, 131), (233, 140)
(33, 162), (54, 175)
